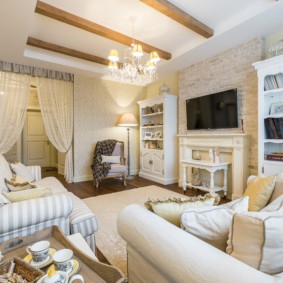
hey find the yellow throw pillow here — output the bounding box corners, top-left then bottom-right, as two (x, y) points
(3, 188), (52, 203)
(5, 175), (36, 192)
(244, 176), (276, 211)
(145, 193), (220, 227)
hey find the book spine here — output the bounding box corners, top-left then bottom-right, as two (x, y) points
(273, 118), (283, 139)
(269, 118), (278, 139)
(275, 74), (283, 89)
(264, 119), (272, 139)
(266, 155), (283, 161)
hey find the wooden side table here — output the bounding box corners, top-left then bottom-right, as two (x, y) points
(181, 159), (230, 197)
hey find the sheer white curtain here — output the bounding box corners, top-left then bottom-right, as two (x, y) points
(0, 71), (31, 154)
(36, 77), (74, 183)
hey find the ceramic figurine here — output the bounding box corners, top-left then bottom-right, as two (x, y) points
(209, 148), (214, 163)
(214, 147), (221, 164)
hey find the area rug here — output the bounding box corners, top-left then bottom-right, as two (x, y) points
(83, 185), (184, 276)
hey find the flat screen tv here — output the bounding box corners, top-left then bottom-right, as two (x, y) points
(186, 89), (238, 130)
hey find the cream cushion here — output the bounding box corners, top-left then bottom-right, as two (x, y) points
(0, 154), (13, 193)
(101, 155), (120, 164)
(10, 162), (34, 183)
(145, 194), (220, 226)
(181, 196), (249, 251)
(244, 176), (276, 211)
(5, 175), (37, 191)
(0, 193), (10, 207)
(227, 209), (283, 275)
(261, 194), (283, 212)
(3, 187), (52, 202)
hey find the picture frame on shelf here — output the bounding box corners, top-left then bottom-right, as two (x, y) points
(144, 132), (152, 139)
(270, 102), (283, 115)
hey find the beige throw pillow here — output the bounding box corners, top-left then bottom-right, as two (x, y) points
(101, 155), (120, 164)
(244, 176), (276, 211)
(10, 162), (34, 183)
(5, 175), (37, 192)
(181, 196), (249, 251)
(227, 210), (283, 274)
(145, 193), (220, 226)
(4, 188), (52, 203)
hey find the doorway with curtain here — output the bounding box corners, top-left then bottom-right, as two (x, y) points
(20, 85), (66, 175)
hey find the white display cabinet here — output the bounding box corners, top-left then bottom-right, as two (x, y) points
(253, 54), (283, 176)
(137, 94), (178, 184)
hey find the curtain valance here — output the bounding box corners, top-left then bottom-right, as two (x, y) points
(0, 61), (74, 82)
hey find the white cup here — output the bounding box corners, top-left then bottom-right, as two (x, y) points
(26, 240), (50, 263)
(53, 249), (74, 272)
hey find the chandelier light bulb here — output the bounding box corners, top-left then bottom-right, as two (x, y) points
(150, 51), (160, 63)
(107, 18), (159, 83)
(132, 44), (143, 57)
(108, 49), (119, 62)
(146, 60), (155, 71)
(108, 61), (118, 70)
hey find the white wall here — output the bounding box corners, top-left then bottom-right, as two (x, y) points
(73, 75), (146, 182)
(146, 73), (179, 98)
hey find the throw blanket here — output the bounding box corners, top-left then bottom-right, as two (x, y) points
(91, 139), (117, 184)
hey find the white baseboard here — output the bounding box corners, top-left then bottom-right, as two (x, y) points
(130, 169), (139, 176)
(139, 171), (177, 185)
(73, 175), (93, 183)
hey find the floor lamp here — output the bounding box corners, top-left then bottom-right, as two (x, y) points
(118, 112), (138, 179)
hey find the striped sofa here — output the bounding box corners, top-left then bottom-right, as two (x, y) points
(0, 154), (98, 251)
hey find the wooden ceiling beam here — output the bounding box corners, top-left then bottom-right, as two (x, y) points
(139, 0), (213, 38)
(27, 37), (110, 66)
(35, 0), (172, 60)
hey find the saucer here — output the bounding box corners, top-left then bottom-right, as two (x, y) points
(37, 270), (67, 283)
(48, 259), (80, 277)
(24, 248), (57, 269)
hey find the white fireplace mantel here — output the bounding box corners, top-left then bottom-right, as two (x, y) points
(178, 133), (250, 199)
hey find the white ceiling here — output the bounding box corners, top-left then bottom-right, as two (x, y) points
(0, 0), (283, 85)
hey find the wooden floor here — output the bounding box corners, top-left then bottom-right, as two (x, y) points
(42, 168), (206, 199)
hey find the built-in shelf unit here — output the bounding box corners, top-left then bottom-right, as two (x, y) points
(253, 54), (283, 176)
(137, 94), (178, 185)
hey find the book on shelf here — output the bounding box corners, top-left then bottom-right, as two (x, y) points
(276, 74), (283, 89)
(264, 117), (283, 139)
(269, 118), (279, 139)
(264, 74), (283, 90)
(273, 118), (283, 138)
(266, 154), (283, 161)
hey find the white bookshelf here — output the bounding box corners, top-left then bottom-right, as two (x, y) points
(253, 54), (283, 176)
(137, 94), (178, 185)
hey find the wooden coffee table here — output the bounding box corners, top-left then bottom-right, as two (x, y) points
(0, 226), (126, 283)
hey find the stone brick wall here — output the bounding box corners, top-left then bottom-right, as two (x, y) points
(179, 38), (264, 175)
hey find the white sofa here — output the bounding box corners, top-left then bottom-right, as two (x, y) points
(117, 180), (283, 283)
(0, 154), (98, 251)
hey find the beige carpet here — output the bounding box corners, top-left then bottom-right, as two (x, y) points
(83, 185), (184, 276)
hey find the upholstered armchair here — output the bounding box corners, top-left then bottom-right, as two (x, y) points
(92, 141), (127, 188)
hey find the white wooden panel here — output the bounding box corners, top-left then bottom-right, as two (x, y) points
(141, 151), (151, 172)
(152, 152), (163, 175)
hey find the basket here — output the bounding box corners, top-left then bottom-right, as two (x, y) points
(0, 256), (45, 282)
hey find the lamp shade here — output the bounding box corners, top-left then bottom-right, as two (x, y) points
(118, 113), (138, 127)
(108, 49), (119, 62)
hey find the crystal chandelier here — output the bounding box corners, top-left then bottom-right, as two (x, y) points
(107, 19), (160, 83)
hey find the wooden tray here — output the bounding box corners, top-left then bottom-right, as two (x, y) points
(0, 226), (126, 283)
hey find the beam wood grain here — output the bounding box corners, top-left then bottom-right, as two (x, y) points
(27, 37), (110, 66)
(139, 0), (213, 38)
(35, 0), (171, 60)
